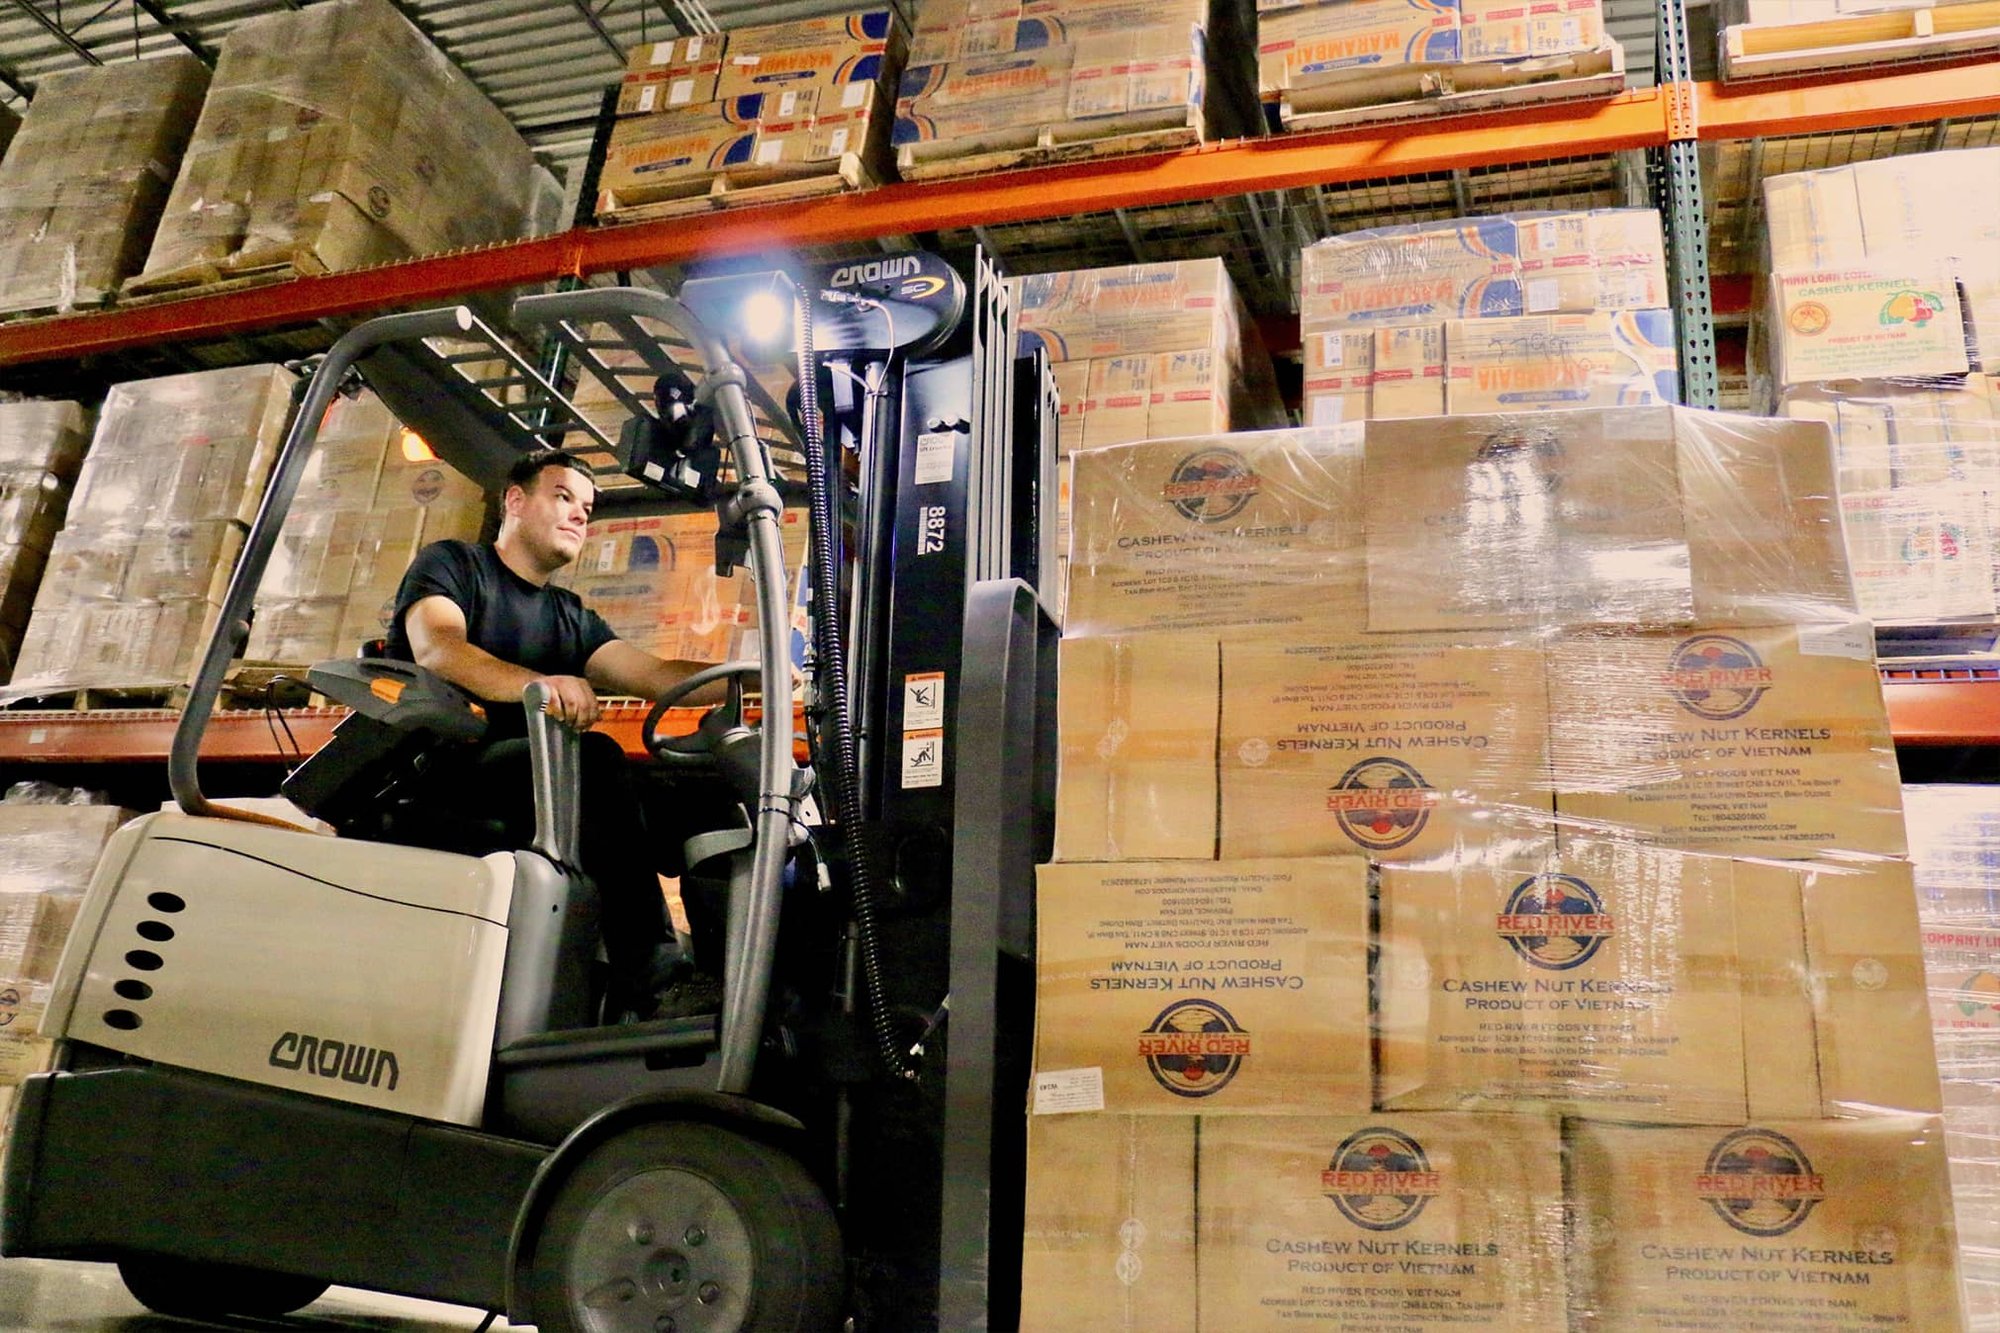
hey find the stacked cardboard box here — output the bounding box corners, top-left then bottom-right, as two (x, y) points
(0, 402), (92, 683)
(135, 0), (535, 287)
(0, 799), (132, 1108)
(0, 101), (17, 159)
(1764, 147), (2000, 626)
(552, 506), (811, 667)
(9, 365), (294, 693)
(1906, 784), (2000, 1328)
(248, 392), (485, 664)
(1258, 0), (1608, 127)
(893, 0), (1222, 174)
(1300, 209), (1676, 427)
(597, 11), (904, 213)
(0, 57), (209, 317)
(1026, 407), (1961, 1329)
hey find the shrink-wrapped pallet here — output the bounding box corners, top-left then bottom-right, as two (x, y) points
(0, 402), (91, 682)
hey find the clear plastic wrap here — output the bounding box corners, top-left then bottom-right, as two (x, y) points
(8, 365), (293, 692)
(1031, 397), (1958, 1329)
(0, 57), (209, 316)
(0, 402), (91, 681)
(138, 0), (534, 282)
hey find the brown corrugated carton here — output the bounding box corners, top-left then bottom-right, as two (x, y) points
(1082, 356), (1152, 448)
(1197, 1112), (1566, 1330)
(1443, 310), (1679, 414)
(1368, 323), (1445, 419)
(719, 9), (903, 110)
(1303, 329), (1374, 427)
(1771, 262), (1970, 386)
(618, 34), (727, 115)
(1764, 168), (1866, 273)
(1256, 0), (1461, 103)
(1147, 349), (1230, 440)
(1546, 623), (1905, 859)
(1460, 0), (1604, 60)
(1019, 1114), (1194, 1332)
(1065, 429), (1365, 638)
(1014, 259), (1235, 361)
(1033, 857), (1370, 1115)
(1568, 1117), (1964, 1330)
(1513, 207), (1670, 313)
(1300, 219), (1519, 330)
(1378, 842), (1793, 1122)
(597, 107), (757, 207)
(1803, 858), (1942, 1116)
(1053, 634), (1218, 862)
(1219, 633), (1552, 863)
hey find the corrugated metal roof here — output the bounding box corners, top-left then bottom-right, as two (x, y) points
(0, 0), (1658, 192)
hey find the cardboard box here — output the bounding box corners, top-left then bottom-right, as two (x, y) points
(1303, 329), (1375, 429)
(1053, 634), (1218, 862)
(1764, 167), (1866, 273)
(597, 106), (756, 203)
(1257, 0), (1461, 101)
(1363, 410), (1694, 632)
(124, 521), (243, 604)
(1068, 26), (1202, 119)
(619, 33), (727, 115)
(1032, 857), (1370, 1115)
(1218, 633), (1552, 862)
(1838, 486), (1997, 622)
(719, 9), (902, 110)
(1546, 623), (1906, 859)
(1301, 219), (1521, 329)
(1082, 355), (1153, 448)
(1147, 349), (1230, 440)
(1198, 1112), (1566, 1329)
(0, 401), (92, 477)
(1568, 1117), (1964, 1331)
(892, 52), (1074, 148)
(1368, 323), (1445, 418)
(1064, 429), (1366, 638)
(1513, 208), (1670, 313)
(1851, 146), (2000, 262)
(1771, 263), (1971, 386)
(1020, 1114), (1194, 1332)
(1803, 858), (1942, 1115)
(1051, 359), (1093, 455)
(1460, 0), (1603, 60)
(1381, 842), (1786, 1121)
(1014, 259), (1234, 361)
(1444, 310), (1680, 414)
(747, 103), (878, 168)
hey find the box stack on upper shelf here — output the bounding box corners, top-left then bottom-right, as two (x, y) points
(1905, 784), (2000, 1330)
(0, 58), (208, 320)
(249, 391), (486, 667)
(1762, 145), (2000, 629)
(1301, 208), (1676, 427)
(4, 365), (293, 699)
(127, 0), (536, 297)
(1718, 0), (2000, 83)
(1027, 406), (1960, 1329)
(1258, 0), (1623, 133)
(894, 0), (1252, 181)
(0, 403), (91, 683)
(0, 102), (18, 160)
(595, 11), (905, 220)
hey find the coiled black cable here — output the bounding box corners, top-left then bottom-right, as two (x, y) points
(795, 291), (916, 1082)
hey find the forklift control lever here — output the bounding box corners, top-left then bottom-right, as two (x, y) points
(522, 679), (583, 870)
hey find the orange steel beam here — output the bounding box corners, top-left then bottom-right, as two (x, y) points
(1694, 63), (2000, 140)
(1883, 677), (2000, 747)
(0, 91), (1665, 368)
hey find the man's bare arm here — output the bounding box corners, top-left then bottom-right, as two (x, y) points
(584, 639), (728, 706)
(405, 595), (601, 729)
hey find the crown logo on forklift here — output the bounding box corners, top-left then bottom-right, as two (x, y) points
(270, 1031), (400, 1092)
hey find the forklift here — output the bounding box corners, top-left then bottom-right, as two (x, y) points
(0, 257), (1059, 1330)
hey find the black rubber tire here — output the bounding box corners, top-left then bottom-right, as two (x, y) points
(529, 1120), (844, 1333)
(117, 1254), (328, 1319)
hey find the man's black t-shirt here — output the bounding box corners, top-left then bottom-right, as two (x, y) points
(386, 540), (617, 736)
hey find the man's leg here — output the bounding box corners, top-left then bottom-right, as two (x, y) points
(575, 731), (680, 1007)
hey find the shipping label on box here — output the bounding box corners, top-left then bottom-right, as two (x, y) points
(1363, 410), (1694, 632)
(1065, 428), (1367, 638)
(1772, 264), (1971, 386)
(1568, 1117), (1965, 1331)
(1547, 623), (1906, 858)
(1369, 322), (1445, 419)
(1053, 633), (1218, 862)
(1444, 310), (1679, 414)
(1301, 220), (1520, 328)
(1257, 0), (1461, 98)
(1379, 842), (1773, 1122)
(618, 63), (726, 116)
(1218, 634), (1552, 863)
(1034, 858), (1370, 1116)
(1198, 1112), (1566, 1329)
(1020, 1114), (1194, 1332)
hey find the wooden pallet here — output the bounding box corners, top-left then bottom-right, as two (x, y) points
(595, 153), (877, 221)
(1721, 0), (2000, 80)
(120, 245), (332, 303)
(0, 681), (188, 713)
(0, 293), (116, 325)
(1281, 43), (1626, 131)
(896, 117), (1203, 183)
(220, 661), (320, 709)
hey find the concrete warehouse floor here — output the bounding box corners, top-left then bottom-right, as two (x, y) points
(0, 1258), (527, 1331)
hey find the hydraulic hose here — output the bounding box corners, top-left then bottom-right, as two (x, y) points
(795, 291), (917, 1082)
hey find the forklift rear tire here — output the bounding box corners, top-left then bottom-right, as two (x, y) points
(117, 1255), (328, 1319)
(528, 1120), (844, 1333)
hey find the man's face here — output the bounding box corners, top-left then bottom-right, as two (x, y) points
(506, 464), (595, 571)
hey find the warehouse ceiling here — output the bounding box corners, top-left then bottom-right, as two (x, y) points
(0, 0), (1674, 193)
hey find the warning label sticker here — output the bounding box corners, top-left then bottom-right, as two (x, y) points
(902, 729), (944, 789)
(903, 671), (946, 730)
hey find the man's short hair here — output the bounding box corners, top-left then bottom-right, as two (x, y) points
(507, 447), (594, 493)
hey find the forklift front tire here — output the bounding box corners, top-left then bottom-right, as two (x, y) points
(525, 1119), (844, 1333)
(117, 1254), (329, 1319)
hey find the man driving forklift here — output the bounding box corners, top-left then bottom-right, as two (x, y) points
(383, 446), (727, 1022)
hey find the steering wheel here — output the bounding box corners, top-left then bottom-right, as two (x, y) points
(642, 660), (765, 768)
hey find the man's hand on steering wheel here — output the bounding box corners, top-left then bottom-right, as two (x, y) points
(643, 661), (763, 767)
(533, 673), (601, 732)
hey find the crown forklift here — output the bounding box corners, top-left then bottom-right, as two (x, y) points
(0, 258), (1058, 1331)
